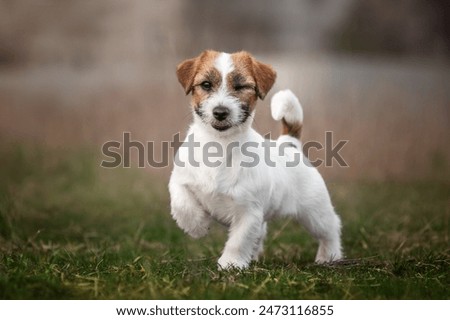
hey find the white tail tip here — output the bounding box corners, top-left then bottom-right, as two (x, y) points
(270, 89), (303, 124)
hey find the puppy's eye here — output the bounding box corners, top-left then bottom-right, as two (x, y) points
(234, 84), (253, 92)
(200, 81), (212, 91)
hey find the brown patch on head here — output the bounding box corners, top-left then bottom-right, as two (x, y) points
(176, 50), (220, 94)
(227, 53), (258, 112)
(231, 51), (276, 101)
(176, 50), (223, 111)
(177, 50), (276, 124)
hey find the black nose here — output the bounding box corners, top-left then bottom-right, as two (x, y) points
(212, 106), (230, 121)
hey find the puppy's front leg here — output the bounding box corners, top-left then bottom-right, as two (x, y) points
(169, 181), (211, 239)
(218, 208), (263, 269)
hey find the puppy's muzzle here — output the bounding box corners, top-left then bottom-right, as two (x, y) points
(212, 106), (230, 121)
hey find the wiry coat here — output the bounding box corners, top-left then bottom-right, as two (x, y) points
(169, 51), (342, 269)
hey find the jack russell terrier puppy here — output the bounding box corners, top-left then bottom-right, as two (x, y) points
(169, 50), (342, 269)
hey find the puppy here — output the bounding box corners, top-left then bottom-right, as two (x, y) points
(169, 50), (342, 269)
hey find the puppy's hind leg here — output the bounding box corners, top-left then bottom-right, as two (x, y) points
(297, 205), (342, 263)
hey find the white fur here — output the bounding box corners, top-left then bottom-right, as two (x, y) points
(271, 89), (303, 124)
(214, 53), (234, 80)
(170, 54), (342, 269)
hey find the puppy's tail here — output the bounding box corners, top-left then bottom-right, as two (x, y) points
(270, 89), (303, 139)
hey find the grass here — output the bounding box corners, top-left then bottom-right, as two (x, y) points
(0, 143), (448, 299)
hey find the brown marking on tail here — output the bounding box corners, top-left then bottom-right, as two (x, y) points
(281, 118), (302, 139)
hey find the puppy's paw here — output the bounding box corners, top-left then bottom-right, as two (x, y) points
(315, 249), (342, 264)
(315, 238), (342, 264)
(185, 221), (210, 239)
(171, 209), (211, 239)
(217, 254), (249, 270)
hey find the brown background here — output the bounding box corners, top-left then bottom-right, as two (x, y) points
(1, 0), (449, 182)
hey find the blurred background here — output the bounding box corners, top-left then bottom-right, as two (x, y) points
(1, 0), (449, 181)
(1, 0), (449, 300)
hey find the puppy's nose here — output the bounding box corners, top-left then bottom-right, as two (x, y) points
(212, 106), (230, 121)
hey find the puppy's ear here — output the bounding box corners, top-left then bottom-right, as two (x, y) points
(252, 58), (276, 100)
(176, 57), (198, 95)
